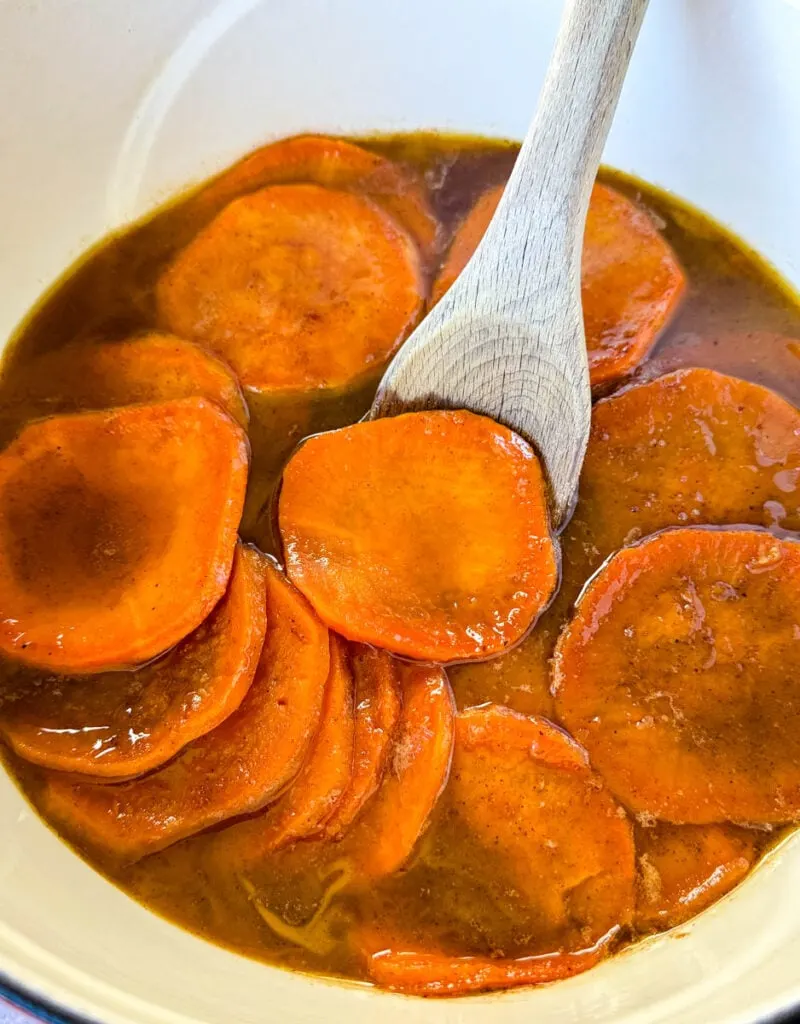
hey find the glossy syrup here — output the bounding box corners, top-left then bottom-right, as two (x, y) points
(1, 133), (800, 987)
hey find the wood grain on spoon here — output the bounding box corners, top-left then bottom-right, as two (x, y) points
(371, 0), (649, 526)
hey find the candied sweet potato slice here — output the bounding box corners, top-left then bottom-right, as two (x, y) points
(347, 663), (455, 878)
(199, 134), (439, 259)
(0, 543), (267, 778)
(214, 634), (355, 861)
(582, 182), (685, 385)
(554, 528), (800, 824)
(449, 707), (634, 941)
(41, 562), (330, 859)
(194, 655), (442, 942)
(570, 369), (800, 580)
(157, 183), (425, 394)
(200, 661), (451, 952)
(357, 930), (610, 997)
(0, 397), (248, 673)
(353, 706), (633, 993)
(324, 645), (401, 838)
(431, 182), (685, 386)
(279, 410), (557, 662)
(563, 367), (800, 605)
(635, 823), (759, 931)
(0, 333), (247, 427)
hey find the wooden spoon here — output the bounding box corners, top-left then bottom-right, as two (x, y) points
(372, 0), (649, 527)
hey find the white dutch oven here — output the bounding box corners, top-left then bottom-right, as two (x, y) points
(1, 1), (800, 1021)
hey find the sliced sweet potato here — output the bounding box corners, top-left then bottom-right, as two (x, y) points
(554, 528), (800, 824)
(324, 645), (401, 838)
(582, 182), (685, 385)
(352, 706), (633, 992)
(347, 663), (455, 878)
(214, 634), (355, 861)
(450, 707), (635, 941)
(431, 182), (685, 386)
(0, 397), (248, 673)
(357, 931), (610, 997)
(157, 183), (425, 394)
(199, 134), (439, 259)
(561, 367), (800, 612)
(0, 333), (247, 427)
(41, 562), (330, 859)
(279, 410), (557, 662)
(635, 823), (760, 931)
(0, 543), (267, 778)
(197, 661), (451, 956)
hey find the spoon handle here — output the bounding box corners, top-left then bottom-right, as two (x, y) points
(467, 0), (649, 306)
(372, 0), (649, 527)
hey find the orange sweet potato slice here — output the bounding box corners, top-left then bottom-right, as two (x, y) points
(554, 528), (800, 824)
(213, 634), (355, 862)
(199, 134), (439, 259)
(279, 409), (557, 662)
(324, 644), (401, 838)
(431, 182), (685, 386)
(156, 183), (425, 394)
(0, 543), (267, 778)
(0, 333), (247, 427)
(196, 659), (440, 937)
(0, 397), (248, 673)
(352, 706), (633, 994)
(449, 707), (635, 941)
(582, 182), (685, 386)
(41, 561), (330, 859)
(543, 367), (800, 654)
(199, 661), (451, 951)
(572, 368), (800, 565)
(635, 823), (760, 931)
(347, 663), (455, 878)
(357, 930), (610, 997)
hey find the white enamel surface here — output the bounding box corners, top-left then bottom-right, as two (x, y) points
(1, 0), (800, 1021)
